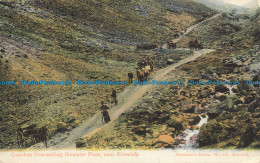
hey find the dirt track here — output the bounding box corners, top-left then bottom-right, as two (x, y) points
(29, 14), (219, 150)
(162, 14), (220, 48)
(29, 48), (214, 150)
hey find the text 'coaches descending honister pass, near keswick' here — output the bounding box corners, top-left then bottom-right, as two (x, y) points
(0, 0), (260, 163)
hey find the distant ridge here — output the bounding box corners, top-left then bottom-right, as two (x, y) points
(194, 0), (228, 11)
(243, 0), (259, 9)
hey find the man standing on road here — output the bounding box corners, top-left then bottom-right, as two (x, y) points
(128, 72), (133, 84)
(100, 101), (111, 124)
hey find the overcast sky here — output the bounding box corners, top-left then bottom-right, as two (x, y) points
(223, 0), (259, 6)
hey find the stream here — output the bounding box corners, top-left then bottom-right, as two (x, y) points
(176, 114), (209, 149)
(174, 85), (233, 149)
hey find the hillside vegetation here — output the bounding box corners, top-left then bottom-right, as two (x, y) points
(77, 9), (260, 150)
(0, 0), (217, 149)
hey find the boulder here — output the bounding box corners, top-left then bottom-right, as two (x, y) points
(152, 130), (160, 138)
(194, 104), (206, 113)
(131, 126), (147, 136)
(214, 93), (228, 101)
(238, 122), (260, 148)
(248, 96), (260, 112)
(167, 127), (175, 132)
(145, 139), (156, 146)
(157, 135), (174, 144)
(167, 117), (184, 130)
(200, 90), (209, 98)
(232, 87), (239, 93)
(145, 133), (152, 138)
(178, 89), (187, 96)
(180, 103), (196, 113)
(167, 58), (174, 65)
(208, 96), (235, 115)
(188, 115), (201, 125)
(177, 95), (186, 102)
(215, 85), (229, 93)
(245, 95), (257, 104)
(198, 119), (219, 147)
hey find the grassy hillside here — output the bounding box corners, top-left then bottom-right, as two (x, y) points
(30, 0), (217, 44)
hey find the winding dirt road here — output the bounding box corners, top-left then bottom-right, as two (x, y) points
(162, 14), (220, 48)
(30, 14), (220, 150)
(30, 48), (215, 150)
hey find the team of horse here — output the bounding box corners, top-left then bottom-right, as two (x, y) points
(188, 40), (204, 51)
(137, 57), (156, 82)
(135, 34), (204, 82)
(13, 25), (205, 149)
(137, 66), (153, 81)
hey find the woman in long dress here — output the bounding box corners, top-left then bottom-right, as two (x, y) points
(100, 101), (111, 124)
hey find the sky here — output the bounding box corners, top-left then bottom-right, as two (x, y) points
(223, 0), (259, 6)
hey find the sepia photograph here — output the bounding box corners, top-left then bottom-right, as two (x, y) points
(0, 0), (259, 162)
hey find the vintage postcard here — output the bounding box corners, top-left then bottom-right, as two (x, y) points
(0, 0), (259, 162)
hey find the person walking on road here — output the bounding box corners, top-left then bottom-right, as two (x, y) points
(111, 89), (118, 105)
(100, 101), (111, 124)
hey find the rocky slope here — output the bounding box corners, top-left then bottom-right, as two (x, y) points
(77, 9), (260, 150)
(0, 0), (217, 149)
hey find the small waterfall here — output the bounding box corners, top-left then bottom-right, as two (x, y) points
(197, 115), (208, 128)
(176, 114), (208, 149)
(227, 85), (235, 95)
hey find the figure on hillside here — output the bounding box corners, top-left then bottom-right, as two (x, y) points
(194, 39), (198, 45)
(142, 58), (148, 67)
(128, 72), (133, 84)
(147, 57), (154, 71)
(100, 101), (111, 124)
(111, 89), (118, 105)
(137, 60), (143, 69)
(168, 40), (177, 49)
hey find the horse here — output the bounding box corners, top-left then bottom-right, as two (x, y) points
(137, 68), (150, 82)
(197, 43), (204, 50)
(189, 41), (196, 51)
(189, 40), (203, 51)
(17, 125), (47, 148)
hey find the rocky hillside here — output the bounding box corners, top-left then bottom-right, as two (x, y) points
(0, 0), (217, 149)
(250, 9), (260, 42)
(178, 9), (255, 49)
(77, 9), (260, 150)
